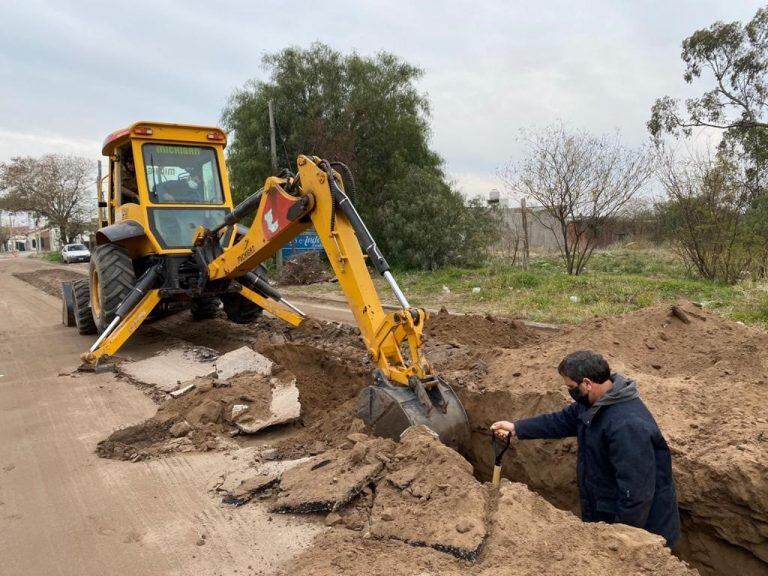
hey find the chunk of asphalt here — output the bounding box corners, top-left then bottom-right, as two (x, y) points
(119, 346), (218, 392)
(215, 346), (273, 380)
(222, 472), (281, 506)
(271, 448), (386, 514)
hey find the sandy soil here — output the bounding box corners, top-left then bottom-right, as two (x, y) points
(8, 256), (767, 576)
(458, 300), (768, 576)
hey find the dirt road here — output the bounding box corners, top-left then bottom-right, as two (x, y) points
(0, 256), (318, 576)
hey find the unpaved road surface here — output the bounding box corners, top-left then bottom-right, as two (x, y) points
(0, 257), (317, 576)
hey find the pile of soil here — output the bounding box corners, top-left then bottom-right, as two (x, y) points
(97, 370), (295, 461)
(277, 252), (332, 285)
(13, 268), (85, 298)
(271, 428), (696, 576)
(459, 300), (768, 576)
(264, 343), (372, 459)
(425, 307), (540, 349)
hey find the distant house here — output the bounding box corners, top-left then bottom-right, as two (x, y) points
(24, 227), (62, 252)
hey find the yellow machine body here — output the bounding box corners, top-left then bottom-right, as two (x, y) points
(96, 121), (235, 258)
(74, 123), (469, 450)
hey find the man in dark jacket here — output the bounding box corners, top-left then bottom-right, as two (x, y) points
(491, 350), (681, 547)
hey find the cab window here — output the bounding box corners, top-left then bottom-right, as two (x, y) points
(142, 144), (224, 204)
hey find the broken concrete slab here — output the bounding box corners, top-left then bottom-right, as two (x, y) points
(215, 346), (274, 380)
(221, 472), (281, 506)
(271, 438), (395, 514)
(119, 346), (277, 394)
(369, 426), (489, 560)
(234, 378), (301, 434)
(119, 346), (218, 392)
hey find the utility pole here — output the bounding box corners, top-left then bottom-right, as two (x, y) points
(268, 99), (283, 272)
(520, 197), (530, 269)
(268, 100), (278, 174)
(9, 212), (15, 253)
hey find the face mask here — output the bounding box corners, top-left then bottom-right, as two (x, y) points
(569, 385), (591, 407)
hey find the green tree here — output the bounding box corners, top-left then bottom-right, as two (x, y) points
(648, 6), (768, 194)
(377, 167), (499, 269)
(0, 155), (94, 244)
(222, 43), (492, 268)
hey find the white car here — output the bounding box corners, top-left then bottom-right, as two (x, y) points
(62, 243), (91, 263)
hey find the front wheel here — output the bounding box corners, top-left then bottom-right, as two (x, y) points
(221, 293), (262, 324)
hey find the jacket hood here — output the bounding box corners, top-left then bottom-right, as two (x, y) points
(594, 373), (639, 407)
(580, 373), (640, 423)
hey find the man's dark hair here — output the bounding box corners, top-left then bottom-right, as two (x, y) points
(558, 350), (611, 383)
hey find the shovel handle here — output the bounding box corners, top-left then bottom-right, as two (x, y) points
(492, 465), (502, 486)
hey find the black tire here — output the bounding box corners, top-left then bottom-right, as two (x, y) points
(89, 244), (136, 333)
(221, 293), (262, 324)
(190, 297), (220, 320)
(72, 279), (97, 334)
(61, 281), (76, 327)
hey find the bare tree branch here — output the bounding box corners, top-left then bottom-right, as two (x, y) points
(500, 123), (653, 275)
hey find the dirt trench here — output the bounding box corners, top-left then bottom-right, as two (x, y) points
(219, 303), (767, 576)
(452, 302), (768, 576)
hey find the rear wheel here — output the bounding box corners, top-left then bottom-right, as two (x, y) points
(221, 293), (262, 324)
(190, 297), (220, 320)
(72, 279), (97, 334)
(90, 244), (136, 333)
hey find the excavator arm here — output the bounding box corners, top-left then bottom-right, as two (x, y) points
(202, 156), (430, 385)
(81, 155), (469, 449)
(198, 156), (468, 448)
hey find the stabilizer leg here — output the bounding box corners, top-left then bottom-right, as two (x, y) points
(79, 289), (162, 369)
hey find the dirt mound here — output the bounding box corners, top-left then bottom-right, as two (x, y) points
(272, 435), (395, 514)
(275, 430), (695, 576)
(368, 426), (489, 559)
(278, 252), (332, 285)
(247, 428), (489, 559)
(459, 300), (768, 576)
(13, 268), (85, 298)
(426, 307), (540, 349)
(97, 370), (295, 461)
(263, 343), (372, 458)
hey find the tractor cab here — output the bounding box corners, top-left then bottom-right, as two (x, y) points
(98, 122), (236, 256)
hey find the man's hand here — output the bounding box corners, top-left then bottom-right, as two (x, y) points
(491, 420), (516, 439)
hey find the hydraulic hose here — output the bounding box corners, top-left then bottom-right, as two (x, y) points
(320, 160), (390, 276)
(319, 160), (411, 309)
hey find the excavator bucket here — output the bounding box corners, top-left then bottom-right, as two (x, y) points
(357, 370), (470, 452)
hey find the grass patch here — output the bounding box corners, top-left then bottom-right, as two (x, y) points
(282, 247), (767, 329)
(41, 251), (64, 263)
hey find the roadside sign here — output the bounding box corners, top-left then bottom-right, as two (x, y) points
(281, 230), (323, 261)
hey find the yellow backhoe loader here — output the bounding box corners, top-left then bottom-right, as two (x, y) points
(62, 121), (469, 449)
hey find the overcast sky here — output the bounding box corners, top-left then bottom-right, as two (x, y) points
(0, 0), (764, 199)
